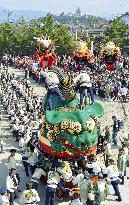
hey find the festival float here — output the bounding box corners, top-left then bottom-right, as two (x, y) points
(34, 34), (57, 69)
(99, 41), (121, 71)
(37, 67), (104, 159)
(72, 40), (94, 67)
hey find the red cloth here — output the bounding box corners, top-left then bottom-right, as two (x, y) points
(39, 141), (97, 159)
(106, 62), (115, 71)
(39, 54), (57, 68)
(39, 55), (45, 68)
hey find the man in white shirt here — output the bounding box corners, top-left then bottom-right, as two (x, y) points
(7, 149), (20, 185)
(119, 85), (127, 102)
(41, 69), (65, 110)
(45, 170), (60, 205)
(106, 159), (122, 202)
(7, 149), (17, 171)
(86, 158), (101, 175)
(6, 168), (19, 205)
(28, 149), (38, 175)
(73, 69), (94, 107)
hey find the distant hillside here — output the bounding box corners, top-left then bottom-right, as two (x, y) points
(0, 7), (108, 27)
(0, 9), (48, 22)
(55, 14), (108, 28)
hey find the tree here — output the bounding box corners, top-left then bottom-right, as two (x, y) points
(0, 13), (75, 56)
(0, 22), (17, 54)
(34, 14), (75, 55)
(103, 17), (128, 46)
(53, 24), (75, 55)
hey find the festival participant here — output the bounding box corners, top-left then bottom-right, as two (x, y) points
(28, 148), (38, 175)
(106, 159), (122, 202)
(19, 181), (40, 205)
(41, 68), (65, 110)
(117, 148), (127, 185)
(93, 174), (108, 205)
(7, 149), (20, 184)
(80, 174), (92, 204)
(119, 85), (127, 103)
(7, 149), (17, 170)
(87, 190), (95, 205)
(86, 157), (101, 176)
(45, 170), (60, 205)
(22, 148), (30, 177)
(69, 193), (83, 205)
(104, 126), (112, 143)
(6, 168), (19, 205)
(112, 116), (119, 146)
(73, 67), (94, 108)
(104, 139), (112, 167)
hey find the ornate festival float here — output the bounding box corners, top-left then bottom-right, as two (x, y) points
(99, 41), (121, 71)
(37, 68), (104, 159)
(34, 34), (57, 68)
(31, 35), (57, 77)
(72, 40), (95, 67)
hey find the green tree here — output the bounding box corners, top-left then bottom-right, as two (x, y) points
(0, 13), (75, 56)
(103, 17), (128, 46)
(54, 24), (75, 55)
(0, 22), (17, 54)
(33, 14), (75, 55)
(14, 17), (30, 53)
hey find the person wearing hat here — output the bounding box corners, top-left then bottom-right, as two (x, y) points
(19, 181), (40, 205)
(0, 187), (9, 205)
(6, 168), (19, 205)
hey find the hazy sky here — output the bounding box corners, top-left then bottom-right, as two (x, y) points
(0, 0), (129, 17)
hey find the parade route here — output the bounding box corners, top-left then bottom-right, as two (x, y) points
(0, 66), (129, 205)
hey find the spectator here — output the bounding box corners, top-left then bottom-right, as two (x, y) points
(19, 181), (40, 205)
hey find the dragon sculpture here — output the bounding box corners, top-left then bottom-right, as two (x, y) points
(99, 41), (121, 71)
(72, 40), (94, 67)
(38, 68), (104, 159)
(34, 35), (57, 68)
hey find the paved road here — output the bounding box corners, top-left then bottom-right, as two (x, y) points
(0, 67), (129, 205)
